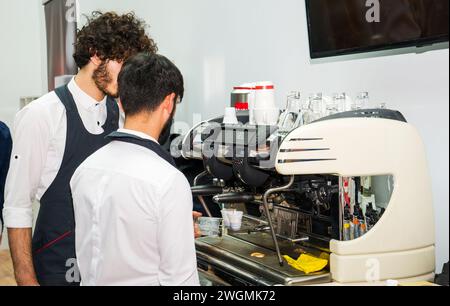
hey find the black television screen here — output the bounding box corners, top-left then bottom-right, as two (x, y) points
(306, 0), (449, 58)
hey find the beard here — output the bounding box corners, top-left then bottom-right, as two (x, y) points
(159, 104), (177, 146)
(92, 61), (119, 98)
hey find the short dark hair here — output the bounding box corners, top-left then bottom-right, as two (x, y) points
(118, 53), (184, 116)
(73, 11), (158, 69)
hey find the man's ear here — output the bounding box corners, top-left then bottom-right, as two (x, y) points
(162, 93), (176, 114)
(90, 55), (102, 67)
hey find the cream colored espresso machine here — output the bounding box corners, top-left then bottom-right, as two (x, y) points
(180, 109), (435, 286)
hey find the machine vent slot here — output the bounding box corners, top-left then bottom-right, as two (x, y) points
(277, 158), (337, 164)
(279, 148), (330, 153)
(289, 138), (323, 142)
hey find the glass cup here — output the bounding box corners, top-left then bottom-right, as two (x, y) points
(353, 92), (369, 110)
(286, 91), (302, 112)
(300, 100), (313, 125)
(326, 93), (342, 116)
(221, 209), (236, 228)
(333, 93), (347, 113)
(278, 92), (302, 131)
(197, 217), (222, 237)
(228, 211), (244, 231)
(309, 93), (324, 120)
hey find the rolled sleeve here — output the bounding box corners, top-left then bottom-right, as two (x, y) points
(0, 122), (13, 227)
(3, 207), (34, 229)
(4, 105), (52, 228)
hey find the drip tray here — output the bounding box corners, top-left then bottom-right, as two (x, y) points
(196, 235), (331, 286)
(228, 231), (327, 259)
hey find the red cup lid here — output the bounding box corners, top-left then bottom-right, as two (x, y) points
(233, 87), (254, 90)
(254, 85), (275, 90)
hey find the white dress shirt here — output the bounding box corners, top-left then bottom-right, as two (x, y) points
(70, 129), (199, 286)
(3, 77), (124, 228)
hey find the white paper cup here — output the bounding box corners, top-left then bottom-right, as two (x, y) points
(254, 81), (276, 109)
(223, 107), (239, 125)
(253, 108), (280, 125)
(253, 108), (265, 125)
(255, 92), (275, 109)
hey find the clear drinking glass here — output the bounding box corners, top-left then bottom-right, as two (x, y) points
(298, 98), (311, 125)
(333, 93), (347, 113)
(327, 93), (344, 116)
(279, 92), (302, 130)
(309, 93), (324, 120)
(286, 91), (302, 112)
(353, 92), (369, 110)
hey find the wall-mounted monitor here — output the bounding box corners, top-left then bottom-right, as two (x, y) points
(306, 0), (449, 59)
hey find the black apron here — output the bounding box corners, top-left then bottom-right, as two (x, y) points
(32, 85), (119, 286)
(106, 131), (176, 167)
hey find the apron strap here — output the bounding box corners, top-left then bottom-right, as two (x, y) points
(107, 131), (176, 167)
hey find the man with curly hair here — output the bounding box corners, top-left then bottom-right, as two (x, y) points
(4, 11), (157, 286)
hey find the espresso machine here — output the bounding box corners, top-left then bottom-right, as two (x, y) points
(179, 108), (436, 286)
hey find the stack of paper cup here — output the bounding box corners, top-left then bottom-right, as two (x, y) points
(253, 108), (280, 125)
(254, 81), (275, 107)
(253, 81), (280, 125)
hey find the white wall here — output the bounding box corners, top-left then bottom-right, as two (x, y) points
(0, 0), (47, 250)
(0, 0), (47, 128)
(78, 0), (449, 271)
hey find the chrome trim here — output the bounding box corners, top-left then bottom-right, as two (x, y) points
(276, 234), (310, 243)
(197, 251), (274, 286)
(263, 176), (295, 266)
(194, 171), (213, 217)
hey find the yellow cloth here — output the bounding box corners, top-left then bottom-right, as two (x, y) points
(284, 254), (328, 274)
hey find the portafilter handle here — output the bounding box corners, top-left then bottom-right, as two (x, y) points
(212, 193), (257, 204)
(191, 185), (224, 197)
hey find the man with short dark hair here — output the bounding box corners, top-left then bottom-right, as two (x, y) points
(4, 11), (157, 286)
(70, 53), (199, 286)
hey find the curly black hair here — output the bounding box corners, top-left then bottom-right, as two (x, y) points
(73, 11), (158, 69)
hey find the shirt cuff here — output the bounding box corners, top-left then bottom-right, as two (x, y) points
(3, 207), (33, 228)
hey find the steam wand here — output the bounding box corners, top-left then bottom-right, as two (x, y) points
(193, 171), (213, 217)
(263, 175), (295, 267)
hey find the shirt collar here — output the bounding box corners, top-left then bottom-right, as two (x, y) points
(67, 77), (108, 111)
(117, 128), (160, 145)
